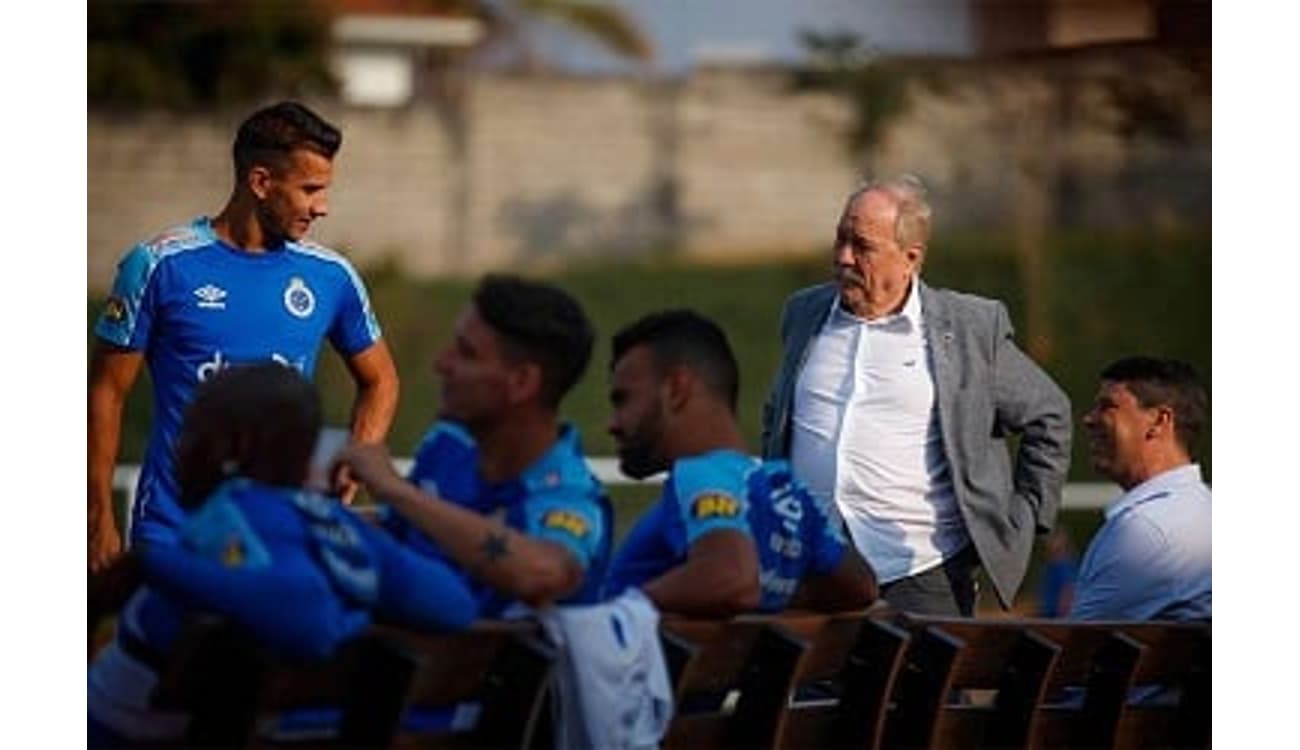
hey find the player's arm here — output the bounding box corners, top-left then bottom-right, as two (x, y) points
(88, 342), (144, 571)
(336, 443), (584, 608)
(352, 517), (479, 631)
(342, 340), (399, 445)
(139, 541), (358, 661)
(787, 546), (878, 612)
(642, 529), (761, 617)
(331, 340), (399, 504)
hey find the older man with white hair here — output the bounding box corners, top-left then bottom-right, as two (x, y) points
(761, 175), (1072, 615)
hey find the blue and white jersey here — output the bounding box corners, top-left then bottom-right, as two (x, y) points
(87, 479), (476, 745)
(386, 421), (613, 616)
(94, 218), (383, 544)
(605, 450), (849, 612)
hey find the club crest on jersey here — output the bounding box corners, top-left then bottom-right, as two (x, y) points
(283, 276), (316, 318)
(104, 296), (127, 322)
(542, 509), (589, 538)
(692, 492), (741, 520)
(194, 284), (227, 310)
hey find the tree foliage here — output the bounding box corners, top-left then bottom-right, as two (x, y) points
(88, 0), (338, 109)
(87, 1), (654, 108)
(514, 0), (652, 61)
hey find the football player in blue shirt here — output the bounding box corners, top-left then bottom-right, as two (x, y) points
(88, 363), (474, 748)
(335, 275), (612, 616)
(88, 101), (400, 571)
(603, 310), (878, 616)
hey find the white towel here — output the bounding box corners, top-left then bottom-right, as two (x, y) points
(536, 589), (674, 749)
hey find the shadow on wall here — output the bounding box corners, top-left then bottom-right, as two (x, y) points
(497, 178), (716, 263)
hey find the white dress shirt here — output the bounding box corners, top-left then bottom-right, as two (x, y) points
(790, 278), (969, 584)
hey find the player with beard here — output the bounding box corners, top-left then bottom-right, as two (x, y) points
(602, 310), (877, 616)
(89, 101), (399, 571)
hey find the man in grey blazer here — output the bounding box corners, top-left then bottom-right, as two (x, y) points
(761, 176), (1071, 615)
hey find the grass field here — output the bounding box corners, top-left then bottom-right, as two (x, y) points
(90, 227), (1208, 611)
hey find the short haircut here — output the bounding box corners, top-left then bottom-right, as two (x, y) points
(175, 362), (322, 509)
(611, 309), (740, 413)
(1101, 356), (1209, 456)
(232, 101), (342, 179)
(472, 274), (595, 410)
(849, 173), (932, 249)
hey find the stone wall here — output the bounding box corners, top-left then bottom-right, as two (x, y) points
(88, 49), (1209, 291)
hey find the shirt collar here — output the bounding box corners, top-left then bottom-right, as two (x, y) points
(1105, 463), (1205, 520)
(829, 275), (923, 332)
(516, 423), (585, 493)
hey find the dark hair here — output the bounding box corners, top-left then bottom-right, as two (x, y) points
(472, 274), (595, 410)
(611, 309), (740, 412)
(232, 101), (341, 179)
(1101, 356), (1209, 456)
(175, 362), (322, 509)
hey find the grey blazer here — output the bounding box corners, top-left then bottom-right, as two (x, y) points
(760, 281), (1072, 608)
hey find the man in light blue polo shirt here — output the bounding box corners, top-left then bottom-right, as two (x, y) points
(1070, 356), (1211, 622)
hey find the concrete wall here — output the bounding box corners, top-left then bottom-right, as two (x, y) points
(88, 49), (1209, 291)
(88, 71), (859, 289)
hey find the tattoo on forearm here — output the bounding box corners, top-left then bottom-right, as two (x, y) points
(480, 529), (510, 566)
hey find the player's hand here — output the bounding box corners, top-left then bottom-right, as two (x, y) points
(89, 512), (123, 573)
(332, 443), (403, 500)
(90, 552), (141, 622)
(334, 465), (360, 506)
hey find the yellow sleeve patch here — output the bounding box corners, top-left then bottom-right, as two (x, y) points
(542, 509), (590, 538)
(691, 492), (742, 520)
(221, 537), (246, 567)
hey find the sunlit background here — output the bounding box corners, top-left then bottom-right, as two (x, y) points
(88, 0), (1211, 613)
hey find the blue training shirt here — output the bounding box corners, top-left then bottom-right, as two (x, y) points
(88, 479), (477, 744)
(605, 450), (849, 612)
(386, 421), (613, 616)
(94, 218), (383, 544)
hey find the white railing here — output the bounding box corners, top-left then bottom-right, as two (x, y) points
(113, 460), (1113, 541)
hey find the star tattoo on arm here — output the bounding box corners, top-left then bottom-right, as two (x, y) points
(479, 528), (510, 567)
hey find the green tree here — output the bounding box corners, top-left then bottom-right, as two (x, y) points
(88, 0), (338, 109)
(513, 0), (651, 61)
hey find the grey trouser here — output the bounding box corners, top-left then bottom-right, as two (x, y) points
(880, 544), (980, 616)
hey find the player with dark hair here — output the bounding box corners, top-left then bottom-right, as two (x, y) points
(231, 100), (343, 180)
(88, 364), (474, 747)
(89, 100), (399, 571)
(336, 275), (612, 615)
(603, 309), (878, 616)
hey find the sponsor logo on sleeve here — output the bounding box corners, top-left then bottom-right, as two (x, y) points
(542, 509), (590, 538)
(104, 296), (126, 323)
(691, 492), (741, 520)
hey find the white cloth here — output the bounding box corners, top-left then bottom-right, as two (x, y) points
(87, 597), (190, 742)
(790, 277), (969, 583)
(535, 589), (673, 750)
